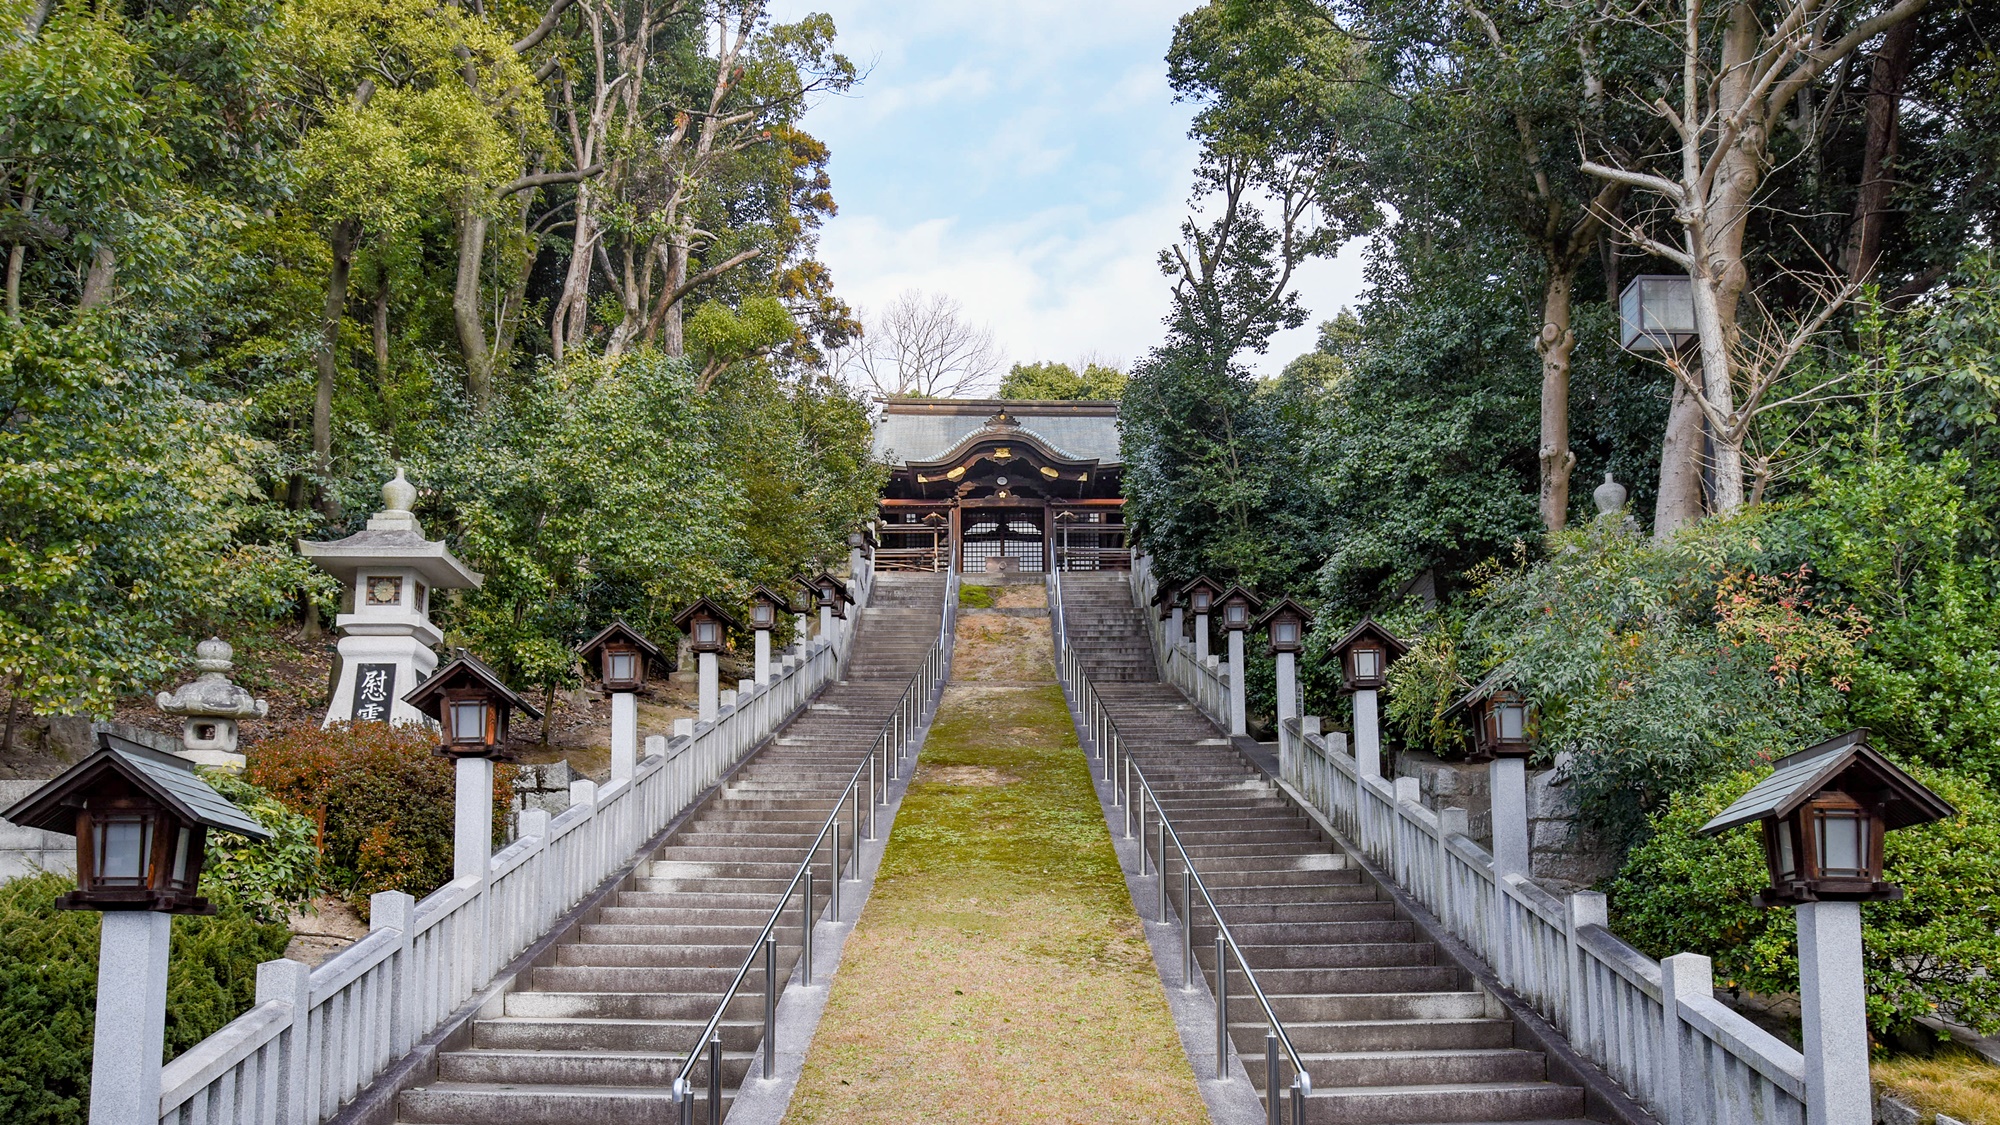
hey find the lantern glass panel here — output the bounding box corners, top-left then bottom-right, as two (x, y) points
(607, 651), (636, 683)
(1776, 820), (1797, 880)
(1226, 603), (1247, 627)
(1191, 590), (1212, 613)
(1351, 647), (1380, 681)
(1497, 702), (1526, 741)
(450, 700), (488, 743)
(1816, 810), (1867, 876)
(751, 603), (774, 627)
(1276, 620), (1298, 644)
(95, 815), (151, 885)
(171, 826), (193, 887)
(696, 620), (719, 645)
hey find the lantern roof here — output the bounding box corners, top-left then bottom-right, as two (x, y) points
(796, 573), (853, 605)
(1181, 575), (1225, 602)
(673, 596), (745, 633)
(1253, 597), (1312, 631)
(1218, 585), (1262, 610)
(2, 734), (270, 840)
(405, 650), (544, 723)
(1330, 618), (1409, 661)
(749, 584), (798, 612)
(575, 620), (665, 664)
(1442, 665), (1519, 720)
(1699, 729), (1955, 837)
(297, 471), (482, 589)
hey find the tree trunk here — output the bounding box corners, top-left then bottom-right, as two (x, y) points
(373, 270), (391, 378)
(314, 220), (359, 515)
(550, 189), (594, 365)
(1536, 266), (1579, 532)
(1844, 18), (1915, 284)
(5, 243), (22, 319)
(454, 201), (493, 405)
(656, 238), (688, 356)
(78, 245), (114, 309)
(1653, 376), (1706, 537)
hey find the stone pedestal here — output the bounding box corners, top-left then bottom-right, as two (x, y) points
(698, 652), (719, 724)
(1489, 757), (1530, 877)
(1194, 613), (1210, 663)
(611, 692), (637, 782)
(1353, 688), (1382, 779)
(1798, 901), (1871, 1125)
(455, 756), (494, 882)
(754, 629), (772, 685)
(89, 911), (172, 1125)
(1274, 651), (1297, 730)
(1226, 629), (1247, 736)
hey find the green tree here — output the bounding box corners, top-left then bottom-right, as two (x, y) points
(999, 360), (1127, 401)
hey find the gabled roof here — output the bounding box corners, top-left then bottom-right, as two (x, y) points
(1700, 729), (1957, 836)
(796, 573), (853, 604)
(672, 596), (746, 632)
(1443, 665), (1518, 721)
(872, 398), (1122, 468)
(404, 650), (544, 721)
(1330, 618), (1408, 660)
(1217, 585), (1262, 615)
(749, 583), (799, 613)
(1253, 597), (1313, 631)
(2, 734), (270, 840)
(1181, 575), (1225, 600)
(575, 620), (665, 663)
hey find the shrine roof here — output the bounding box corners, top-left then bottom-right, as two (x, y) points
(871, 399), (1123, 468)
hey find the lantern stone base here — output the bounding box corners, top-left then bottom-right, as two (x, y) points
(89, 910), (172, 1125)
(325, 632), (440, 728)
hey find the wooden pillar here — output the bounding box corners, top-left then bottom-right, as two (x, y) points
(948, 503), (962, 575)
(1041, 501), (1053, 573)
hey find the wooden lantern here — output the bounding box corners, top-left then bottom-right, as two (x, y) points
(1181, 576), (1224, 618)
(797, 573), (852, 620)
(1443, 669), (1534, 758)
(673, 597), (744, 654)
(1700, 729), (1955, 907)
(576, 620), (665, 692)
(1151, 583), (1181, 622)
(404, 650), (543, 757)
(1329, 619), (1407, 692)
(748, 584), (795, 631)
(1256, 598), (1312, 655)
(1218, 586), (1261, 632)
(1, 734), (271, 914)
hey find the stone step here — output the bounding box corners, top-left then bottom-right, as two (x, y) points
(472, 1015), (767, 1053)
(396, 1081), (699, 1125)
(1302, 1081), (1586, 1124)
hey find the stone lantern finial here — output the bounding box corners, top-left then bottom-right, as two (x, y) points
(369, 467), (422, 534)
(1592, 471), (1628, 516)
(156, 637), (268, 769)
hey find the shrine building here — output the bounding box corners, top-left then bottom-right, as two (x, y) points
(871, 398), (1129, 573)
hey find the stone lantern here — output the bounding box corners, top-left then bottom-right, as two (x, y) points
(1446, 669), (1536, 877)
(4, 736), (271, 1125)
(1700, 730), (1954, 1125)
(300, 468), (482, 728)
(403, 651), (541, 883)
(1256, 598), (1312, 731)
(155, 637), (268, 769)
(576, 622), (665, 784)
(1181, 576), (1224, 662)
(748, 585), (796, 685)
(674, 597), (743, 724)
(1216, 587), (1261, 737)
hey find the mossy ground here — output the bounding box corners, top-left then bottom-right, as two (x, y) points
(783, 596), (1204, 1123)
(1875, 1044), (2000, 1123)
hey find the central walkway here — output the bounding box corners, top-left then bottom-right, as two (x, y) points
(783, 578), (1206, 1123)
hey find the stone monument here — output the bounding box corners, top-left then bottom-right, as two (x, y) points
(299, 469), (482, 727)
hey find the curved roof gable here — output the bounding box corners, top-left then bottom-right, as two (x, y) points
(872, 398), (1122, 468)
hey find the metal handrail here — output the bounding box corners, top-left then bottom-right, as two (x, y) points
(668, 578), (954, 1121)
(1049, 570), (1310, 1124)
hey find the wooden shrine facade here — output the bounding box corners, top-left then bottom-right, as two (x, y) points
(871, 398), (1129, 574)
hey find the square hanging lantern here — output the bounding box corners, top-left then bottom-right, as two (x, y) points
(1218, 586), (1261, 632)
(1255, 599), (1312, 655)
(576, 621), (665, 693)
(405, 650), (543, 758)
(1618, 274), (1697, 352)
(1182, 577), (1223, 617)
(1, 734), (271, 914)
(673, 596), (746, 654)
(749, 584), (795, 632)
(1700, 730), (1954, 907)
(1330, 619), (1408, 692)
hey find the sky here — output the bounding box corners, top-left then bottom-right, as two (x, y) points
(765, 0), (1370, 387)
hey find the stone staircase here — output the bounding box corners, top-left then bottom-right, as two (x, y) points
(1057, 575), (1157, 681)
(1060, 578), (1594, 1125)
(393, 573), (948, 1125)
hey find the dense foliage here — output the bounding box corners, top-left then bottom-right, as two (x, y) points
(1608, 768), (2000, 1037)
(999, 361), (1128, 401)
(0, 872), (293, 1125)
(0, 0), (877, 733)
(248, 722), (512, 914)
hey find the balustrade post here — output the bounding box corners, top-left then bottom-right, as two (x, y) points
(1565, 891), (1607, 1056)
(1393, 776), (1421, 886)
(259, 955), (314, 1125)
(372, 890), (419, 1058)
(1657, 952), (1713, 1125)
(1438, 807), (1469, 937)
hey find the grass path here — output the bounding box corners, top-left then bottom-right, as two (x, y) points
(782, 597), (1206, 1124)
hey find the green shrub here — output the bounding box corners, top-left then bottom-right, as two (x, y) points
(0, 873), (291, 1125)
(197, 769), (321, 923)
(1608, 766), (2000, 1038)
(248, 722), (513, 916)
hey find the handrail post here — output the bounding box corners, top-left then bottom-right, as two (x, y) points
(1137, 787), (1148, 872)
(802, 868), (814, 986)
(1183, 867), (1195, 988)
(763, 936), (778, 1079)
(1266, 1031), (1280, 1125)
(1215, 932), (1230, 1078)
(707, 1035), (722, 1125)
(830, 820), (842, 918)
(1157, 815), (1168, 923)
